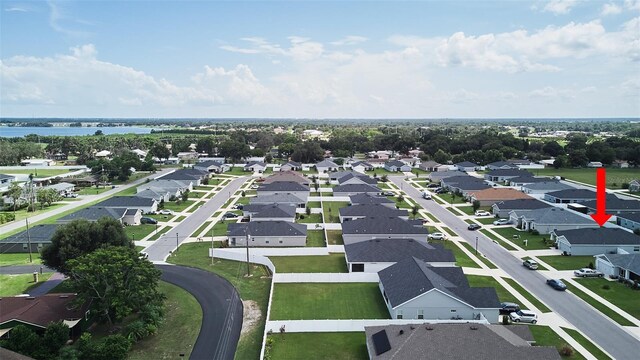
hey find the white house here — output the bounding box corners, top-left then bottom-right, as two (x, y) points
(316, 159), (339, 173)
(509, 207), (598, 234)
(244, 161), (267, 173)
(553, 228), (640, 256)
(344, 239), (455, 273)
(384, 160), (411, 172)
(595, 253), (640, 281)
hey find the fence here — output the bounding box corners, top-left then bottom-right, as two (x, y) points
(264, 318), (490, 333)
(273, 273), (378, 283)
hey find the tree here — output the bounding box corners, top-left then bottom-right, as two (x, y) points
(569, 149), (589, 167)
(291, 141), (324, 163)
(36, 188), (62, 208)
(542, 141), (564, 157)
(77, 333), (131, 360)
(472, 200), (481, 212)
(219, 139), (250, 162)
(411, 206), (418, 219)
(43, 322), (70, 355)
(433, 149), (452, 164)
(41, 218), (133, 275)
(0, 325), (43, 358)
(94, 130), (104, 136)
(553, 155), (569, 169)
(7, 182), (22, 212)
(67, 247), (163, 325)
(150, 142), (171, 161)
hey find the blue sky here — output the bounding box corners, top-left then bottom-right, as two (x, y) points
(1, 0), (639, 118)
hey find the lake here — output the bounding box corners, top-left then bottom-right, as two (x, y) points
(0, 126), (157, 138)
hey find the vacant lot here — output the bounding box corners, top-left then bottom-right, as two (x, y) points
(269, 254), (347, 273)
(270, 283), (390, 320)
(267, 332), (367, 360)
(575, 278), (640, 320)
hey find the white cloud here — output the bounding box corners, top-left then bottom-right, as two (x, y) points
(602, 3), (623, 15)
(5, 6), (28, 12)
(625, 0), (640, 10)
(543, 0), (580, 15)
(47, 0), (90, 37)
(330, 36), (368, 46)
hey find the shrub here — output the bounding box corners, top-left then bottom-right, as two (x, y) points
(622, 182), (629, 189)
(531, 230), (540, 235)
(602, 284), (610, 290)
(588, 262), (594, 269)
(559, 344), (574, 357)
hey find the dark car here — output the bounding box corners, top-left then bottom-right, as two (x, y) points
(546, 279), (567, 291)
(141, 217), (158, 225)
(467, 224), (481, 231)
(223, 212), (238, 218)
(499, 302), (520, 315)
(434, 188), (445, 194)
(381, 191), (395, 196)
(427, 183), (440, 188)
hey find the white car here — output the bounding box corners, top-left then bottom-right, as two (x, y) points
(428, 232), (447, 240)
(574, 268), (604, 278)
(158, 210), (174, 215)
(475, 210), (491, 216)
(509, 310), (538, 324)
(422, 192), (432, 200)
(493, 218), (510, 225)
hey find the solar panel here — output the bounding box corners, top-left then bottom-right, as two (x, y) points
(372, 329), (391, 355)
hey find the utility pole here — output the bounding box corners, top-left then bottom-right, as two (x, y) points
(211, 227), (214, 266)
(176, 233), (179, 252)
(25, 218), (33, 263)
(475, 237), (478, 255)
(245, 233), (251, 276)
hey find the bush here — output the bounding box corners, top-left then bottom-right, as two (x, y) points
(299, 215), (305, 220)
(530, 230), (540, 235)
(602, 284), (610, 290)
(588, 262), (594, 269)
(622, 182), (629, 189)
(559, 344), (574, 357)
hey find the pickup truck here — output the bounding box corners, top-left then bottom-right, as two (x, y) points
(573, 268), (604, 278)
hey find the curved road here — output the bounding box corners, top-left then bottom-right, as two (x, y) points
(158, 265), (243, 360)
(393, 177), (640, 360)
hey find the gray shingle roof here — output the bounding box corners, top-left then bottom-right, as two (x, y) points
(349, 193), (394, 205)
(419, 160), (441, 168)
(96, 196), (156, 208)
(385, 160), (407, 168)
(245, 161), (267, 169)
(455, 161), (478, 167)
(195, 160), (224, 168)
(333, 184), (380, 193)
(250, 193), (306, 204)
(518, 207), (594, 225)
(0, 174), (16, 180)
(58, 206), (127, 222)
(618, 212), (640, 223)
(246, 204), (297, 218)
(258, 181), (309, 192)
(316, 159), (338, 168)
(351, 161), (373, 168)
(345, 239), (455, 263)
(545, 189), (597, 199)
(555, 228), (640, 245)
(486, 169), (531, 177)
(522, 181), (574, 191)
(135, 189), (166, 200)
(509, 176), (552, 184)
(1, 224), (58, 244)
(601, 253), (640, 274)
(494, 199), (551, 210)
(335, 172), (377, 185)
(341, 217), (428, 235)
(339, 204), (407, 218)
(227, 221), (307, 237)
(581, 198), (640, 212)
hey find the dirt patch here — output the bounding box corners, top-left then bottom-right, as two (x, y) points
(240, 300), (261, 337)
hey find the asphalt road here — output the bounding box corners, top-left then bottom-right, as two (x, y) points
(392, 177), (640, 360)
(158, 264), (243, 360)
(0, 264), (54, 275)
(145, 176), (247, 262)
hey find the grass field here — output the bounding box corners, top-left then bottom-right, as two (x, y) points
(422, 212), (439, 222)
(266, 332), (367, 360)
(326, 230), (344, 245)
(187, 191), (205, 198)
(492, 227), (552, 250)
(168, 242), (271, 360)
(536, 255), (594, 271)
(124, 224), (157, 241)
(441, 226), (457, 237)
(438, 193), (467, 204)
(163, 200), (196, 212)
(269, 254), (347, 273)
(77, 186), (111, 195)
(323, 201), (350, 223)
(191, 221), (213, 237)
(466, 275), (525, 309)
(128, 281), (202, 360)
(502, 277), (551, 312)
(306, 230), (326, 247)
(0, 273), (53, 296)
(575, 278), (640, 320)
(429, 239), (480, 269)
(5, 168), (73, 177)
(0, 253), (41, 266)
(0, 203), (67, 223)
(296, 213), (323, 223)
(528, 168), (640, 189)
(561, 327), (612, 360)
(529, 325), (584, 359)
(476, 217), (497, 225)
(307, 201), (321, 208)
(564, 283), (636, 327)
(210, 220), (234, 236)
(270, 283), (390, 320)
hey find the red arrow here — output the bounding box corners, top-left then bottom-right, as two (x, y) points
(590, 168), (612, 226)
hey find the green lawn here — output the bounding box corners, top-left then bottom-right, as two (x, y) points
(210, 220), (233, 236)
(148, 226), (173, 241)
(145, 213), (174, 222)
(528, 168), (640, 189)
(561, 327), (612, 360)
(0, 253), (41, 266)
(492, 227), (553, 250)
(457, 206), (492, 216)
(163, 200), (196, 212)
(326, 230), (344, 245)
(306, 230), (326, 247)
(0, 203), (67, 223)
(187, 191), (205, 198)
(135, 245), (145, 252)
(564, 283), (636, 327)
(438, 193), (467, 204)
(269, 254), (347, 273)
(476, 217), (497, 225)
(502, 277), (551, 312)
(296, 213), (323, 223)
(5, 168), (74, 177)
(226, 167), (250, 175)
(236, 196), (251, 205)
(307, 201), (321, 208)
(167, 242), (271, 360)
(529, 325), (584, 360)
(536, 255), (594, 271)
(459, 242), (498, 269)
(429, 239), (480, 269)
(0, 273), (53, 296)
(270, 283), (390, 320)
(77, 186), (111, 195)
(466, 275), (526, 309)
(323, 201), (350, 223)
(191, 221), (213, 237)
(575, 278), (640, 320)
(421, 212), (439, 223)
(128, 281), (202, 360)
(480, 230), (517, 251)
(124, 224), (157, 241)
(266, 332), (367, 360)
(441, 226), (457, 237)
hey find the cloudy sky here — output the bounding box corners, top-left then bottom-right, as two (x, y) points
(1, 0), (639, 118)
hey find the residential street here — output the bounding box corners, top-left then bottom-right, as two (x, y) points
(392, 176), (640, 360)
(145, 176), (247, 262)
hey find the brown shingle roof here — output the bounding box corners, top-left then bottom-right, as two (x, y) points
(469, 188), (532, 201)
(0, 294), (87, 329)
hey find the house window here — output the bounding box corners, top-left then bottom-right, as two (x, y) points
(634, 247), (639, 252)
(396, 310), (403, 319)
(351, 264), (364, 272)
(279, 241), (283, 244)
(22, 243), (27, 250)
(417, 310), (424, 319)
(266, 241), (269, 244)
(450, 309), (457, 313)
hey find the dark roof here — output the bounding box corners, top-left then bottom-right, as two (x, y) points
(1, 224), (58, 244)
(227, 221), (307, 237)
(349, 193), (394, 205)
(522, 181), (574, 191)
(0, 294), (88, 328)
(250, 193), (306, 204)
(336, 172), (377, 185)
(333, 184), (380, 193)
(508, 176), (552, 184)
(455, 161), (478, 167)
(441, 175), (482, 184)
(246, 203), (297, 218)
(419, 160), (441, 168)
(601, 254), (640, 274)
(340, 204), (407, 218)
(345, 239), (455, 263)
(96, 196), (156, 207)
(284, 161), (301, 167)
(581, 198), (640, 212)
(486, 169), (531, 177)
(554, 228), (640, 245)
(58, 206), (127, 222)
(0, 173), (16, 180)
(342, 217), (429, 236)
(351, 161), (373, 168)
(545, 189), (597, 200)
(385, 160), (407, 168)
(160, 171), (202, 181)
(618, 212), (640, 223)
(263, 171), (308, 184)
(486, 161), (519, 168)
(493, 199), (551, 210)
(316, 159), (338, 167)
(245, 161), (267, 169)
(258, 181), (309, 192)
(195, 160), (224, 168)
(378, 257), (500, 308)
(518, 207), (594, 225)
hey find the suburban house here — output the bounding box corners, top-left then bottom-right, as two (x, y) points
(441, 176), (491, 196)
(349, 193), (395, 208)
(135, 188), (172, 203)
(364, 324), (560, 360)
(344, 239), (455, 273)
(521, 181), (574, 194)
(250, 194), (306, 208)
(57, 206), (142, 225)
(339, 204), (408, 222)
(262, 171), (309, 185)
(43, 182), (75, 196)
(587, 161), (603, 168)
(486, 160), (521, 170)
(139, 179), (192, 194)
(428, 170), (462, 182)
(378, 257), (500, 322)
(617, 212), (640, 232)
(245, 156), (266, 163)
(492, 199), (551, 218)
(351, 161), (374, 173)
(194, 160), (229, 173)
(454, 161), (479, 172)
(94, 150), (112, 159)
(552, 228), (640, 256)
(279, 161), (302, 172)
(95, 196), (158, 214)
(484, 169), (532, 183)
(242, 203), (297, 222)
(333, 172), (377, 186)
(629, 179), (640, 193)
(0, 294), (91, 339)
(341, 217), (429, 244)
(0, 174), (16, 192)
(316, 159), (339, 173)
(612, 160), (630, 168)
(176, 151), (199, 161)
(227, 221), (307, 247)
(244, 161), (267, 173)
(507, 176), (552, 187)
(543, 189), (598, 204)
(197, 157), (225, 164)
(595, 253), (640, 281)
(257, 181), (309, 202)
(467, 188), (532, 207)
(159, 169), (208, 186)
(384, 160), (411, 172)
(509, 207), (599, 234)
(419, 161), (442, 172)
(333, 184), (381, 197)
(581, 197), (640, 215)
(368, 150), (391, 160)
(0, 224), (58, 253)
(131, 148), (147, 160)
(20, 159), (55, 166)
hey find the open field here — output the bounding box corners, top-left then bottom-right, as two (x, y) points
(527, 168), (640, 189)
(269, 254), (347, 273)
(266, 332), (367, 360)
(575, 278), (640, 320)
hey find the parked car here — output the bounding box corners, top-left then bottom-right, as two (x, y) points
(223, 212), (238, 218)
(493, 218), (510, 226)
(232, 204), (244, 210)
(64, 193), (78, 198)
(422, 192), (432, 200)
(573, 268), (604, 278)
(434, 188), (445, 194)
(428, 232), (447, 240)
(523, 259), (539, 270)
(158, 210), (173, 215)
(475, 210), (491, 216)
(467, 224), (481, 231)
(251, 184), (259, 189)
(546, 279), (567, 291)
(141, 217), (158, 225)
(427, 183), (439, 188)
(509, 310), (538, 324)
(381, 191), (395, 196)
(499, 302), (520, 315)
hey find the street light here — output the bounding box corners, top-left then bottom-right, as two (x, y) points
(475, 236), (478, 255)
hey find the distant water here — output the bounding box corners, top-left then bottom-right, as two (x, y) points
(0, 126), (156, 138)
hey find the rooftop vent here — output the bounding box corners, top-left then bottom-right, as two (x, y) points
(470, 325), (478, 330)
(426, 326), (434, 331)
(398, 330), (404, 335)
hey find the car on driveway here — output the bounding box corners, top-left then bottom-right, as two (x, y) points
(223, 212), (239, 219)
(547, 279), (567, 291)
(475, 210), (491, 216)
(428, 232), (447, 240)
(141, 217), (158, 225)
(467, 224), (481, 231)
(499, 302), (520, 315)
(232, 204), (244, 210)
(158, 210), (173, 215)
(574, 268), (604, 278)
(434, 188), (445, 194)
(523, 259), (539, 270)
(381, 191), (395, 196)
(427, 183), (439, 188)
(493, 218), (510, 225)
(509, 310), (538, 324)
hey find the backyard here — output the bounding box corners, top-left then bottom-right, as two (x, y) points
(326, 230), (344, 245)
(306, 230), (326, 247)
(323, 201), (350, 223)
(270, 283), (390, 320)
(296, 213), (323, 223)
(268, 254), (347, 273)
(266, 332), (367, 360)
